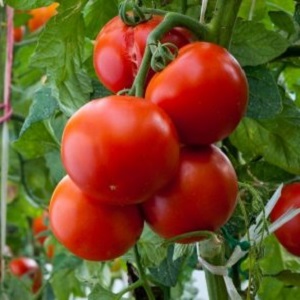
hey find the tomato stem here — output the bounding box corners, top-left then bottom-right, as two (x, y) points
(207, 0), (243, 48)
(198, 236), (230, 300)
(133, 244), (156, 300)
(130, 12), (208, 97)
(116, 279), (143, 300)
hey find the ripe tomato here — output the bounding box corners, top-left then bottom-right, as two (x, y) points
(27, 2), (58, 32)
(32, 212), (55, 258)
(32, 212), (49, 245)
(9, 257), (42, 293)
(145, 42), (249, 145)
(13, 27), (24, 42)
(49, 176), (144, 261)
(93, 15), (192, 93)
(270, 183), (300, 256)
(61, 95), (179, 205)
(141, 145), (238, 243)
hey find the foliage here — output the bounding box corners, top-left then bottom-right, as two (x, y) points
(1, 0), (300, 299)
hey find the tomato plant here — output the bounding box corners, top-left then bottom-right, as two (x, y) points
(141, 145), (238, 243)
(61, 95), (179, 205)
(49, 176), (144, 261)
(27, 2), (59, 32)
(270, 183), (300, 256)
(93, 14), (192, 93)
(8, 257), (42, 293)
(145, 41), (249, 145)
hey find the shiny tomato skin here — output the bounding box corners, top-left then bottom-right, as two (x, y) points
(27, 2), (58, 32)
(270, 183), (300, 256)
(61, 95), (179, 205)
(141, 145), (238, 243)
(145, 42), (249, 145)
(9, 257), (42, 293)
(49, 176), (144, 261)
(93, 15), (191, 93)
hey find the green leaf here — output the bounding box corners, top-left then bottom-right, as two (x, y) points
(230, 19), (289, 66)
(268, 11), (297, 37)
(149, 245), (185, 287)
(238, 0), (267, 21)
(31, 0), (92, 116)
(45, 150), (65, 184)
(245, 66), (282, 119)
(12, 122), (59, 159)
(52, 253), (83, 272)
(84, 0), (118, 39)
(88, 284), (117, 300)
(19, 87), (58, 135)
(230, 99), (300, 175)
(269, 270), (300, 287)
(6, 0), (53, 9)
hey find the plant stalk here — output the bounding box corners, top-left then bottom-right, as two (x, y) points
(207, 0), (243, 48)
(198, 236), (229, 300)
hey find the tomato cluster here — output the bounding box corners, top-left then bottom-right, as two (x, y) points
(50, 14), (248, 261)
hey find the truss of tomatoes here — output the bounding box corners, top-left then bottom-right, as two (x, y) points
(49, 15), (249, 261)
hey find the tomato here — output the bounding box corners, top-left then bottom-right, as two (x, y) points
(61, 95), (179, 205)
(32, 212), (49, 245)
(141, 145), (238, 243)
(27, 2), (59, 32)
(93, 15), (192, 93)
(49, 176), (144, 261)
(145, 42), (249, 145)
(270, 183), (300, 256)
(9, 257), (42, 293)
(13, 27), (24, 43)
(32, 212), (55, 258)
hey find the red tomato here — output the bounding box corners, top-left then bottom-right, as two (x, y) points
(270, 183), (300, 256)
(145, 42), (249, 145)
(32, 212), (55, 258)
(27, 2), (59, 32)
(49, 176), (144, 261)
(93, 15), (192, 93)
(13, 27), (24, 42)
(141, 145), (238, 243)
(9, 257), (42, 293)
(61, 95), (179, 205)
(32, 212), (49, 245)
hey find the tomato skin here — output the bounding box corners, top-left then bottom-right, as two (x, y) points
(61, 95), (179, 205)
(145, 42), (249, 145)
(270, 183), (300, 256)
(49, 176), (144, 261)
(93, 15), (191, 93)
(27, 3), (58, 32)
(141, 145), (238, 243)
(9, 257), (42, 293)
(13, 27), (24, 42)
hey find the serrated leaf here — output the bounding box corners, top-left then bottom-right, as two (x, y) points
(20, 87), (58, 135)
(230, 19), (289, 66)
(230, 99), (300, 174)
(84, 0), (118, 39)
(52, 253), (83, 272)
(12, 122), (59, 159)
(6, 0), (53, 9)
(245, 66), (282, 119)
(88, 284), (118, 300)
(31, 0), (92, 116)
(269, 11), (297, 37)
(270, 270), (300, 286)
(149, 246), (184, 287)
(45, 150), (65, 184)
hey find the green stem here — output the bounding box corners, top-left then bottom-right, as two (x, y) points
(116, 280), (143, 300)
(133, 244), (155, 300)
(130, 12), (208, 96)
(198, 236), (229, 300)
(207, 0), (243, 48)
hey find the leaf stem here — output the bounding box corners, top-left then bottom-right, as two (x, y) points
(133, 244), (155, 300)
(116, 279), (143, 300)
(207, 0), (243, 48)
